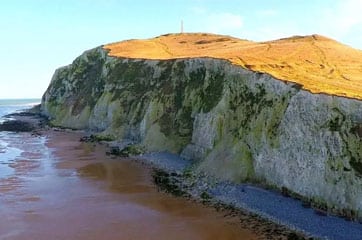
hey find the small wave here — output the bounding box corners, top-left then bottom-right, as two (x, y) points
(0, 134), (8, 153)
(0, 99), (41, 107)
(21, 102), (41, 107)
(0, 99), (41, 118)
(0, 102), (40, 107)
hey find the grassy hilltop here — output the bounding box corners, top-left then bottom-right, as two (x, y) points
(105, 33), (362, 100)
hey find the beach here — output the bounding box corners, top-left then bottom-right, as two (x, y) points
(0, 111), (262, 240)
(2, 107), (362, 240)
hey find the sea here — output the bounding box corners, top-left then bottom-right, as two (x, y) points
(0, 98), (41, 120)
(0, 99), (41, 176)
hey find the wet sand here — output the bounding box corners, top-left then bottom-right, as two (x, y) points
(0, 130), (259, 240)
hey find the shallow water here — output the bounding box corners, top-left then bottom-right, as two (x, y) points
(0, 130), (259, 240)
(0, 99), (40, 123)
(0, 132), (23, 178)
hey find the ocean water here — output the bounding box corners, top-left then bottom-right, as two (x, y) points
(0, 98), (41, 119)
(0, 99), (41, 177)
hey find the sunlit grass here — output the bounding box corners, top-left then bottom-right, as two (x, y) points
(104, 33), (362, 100)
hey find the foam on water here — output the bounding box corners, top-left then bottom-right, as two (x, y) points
(0, 99), (41, 177)
(0, 133), (20, 177)
(0, 99), (40, 122)
(0, 98), (41, 106)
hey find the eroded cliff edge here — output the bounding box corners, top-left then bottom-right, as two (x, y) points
(41, 46), (362, 218)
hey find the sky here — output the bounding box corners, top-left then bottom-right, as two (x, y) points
(1, 0), (362, 99)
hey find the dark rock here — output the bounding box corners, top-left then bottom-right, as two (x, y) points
(5, 111), (37, 118)
(281, 187), (291, 197)
(0, 120), (35, 132)
(200, 191), (212, 200)
(108, 144), (145, 157)
(80, 135), (95, 142)
(314, 209), (327, 216)
(31, 131), (42, 137)
(79, 134), (113, 142)
(152, 169), (189, 197)
(110, 146), (121, 155)
(351, 124), (362, 138)
(301, 200), (311, 208)
(287, 232), (305, 240)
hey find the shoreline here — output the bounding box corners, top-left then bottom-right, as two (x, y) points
(136, 152), (308, 239)
(2, 111), (362, 239)
(130, 152), (362, 240)
(2, 118), (260, 239)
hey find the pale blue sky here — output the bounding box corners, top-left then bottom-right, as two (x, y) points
(1, 0), (361, 99)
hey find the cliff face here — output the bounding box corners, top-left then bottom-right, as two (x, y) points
(42, 46), (362, 218)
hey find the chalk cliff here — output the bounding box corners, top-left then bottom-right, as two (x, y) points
(41, 34), (362, 219)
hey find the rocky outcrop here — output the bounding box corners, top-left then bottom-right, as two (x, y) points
(41, 46), (362, 218)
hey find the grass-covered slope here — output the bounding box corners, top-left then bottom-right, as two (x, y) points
(105, 33), (362, 100)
